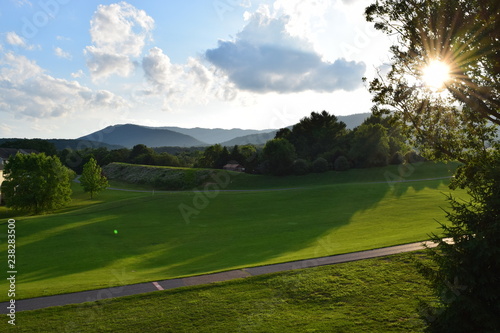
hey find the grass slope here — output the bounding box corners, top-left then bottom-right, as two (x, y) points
(3, 252), (435, 332)
(0, 162), (463, 301)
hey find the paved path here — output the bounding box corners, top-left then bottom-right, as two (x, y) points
(0, 240), (442, 313)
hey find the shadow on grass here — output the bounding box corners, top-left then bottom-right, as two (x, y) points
(0, 170), (453, 301)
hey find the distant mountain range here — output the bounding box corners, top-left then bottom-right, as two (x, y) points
(76, 113), (370, 149)
(1, 113), (371, 150)
(161, 127), (276, 145)
(0, 138), (123, 151)
(78, 124), (206, 148)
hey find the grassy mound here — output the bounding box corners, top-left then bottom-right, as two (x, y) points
(103, 163), (217, 190)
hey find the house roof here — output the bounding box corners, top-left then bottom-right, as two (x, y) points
(1, 148), (36, 171)
(0, 148), (38, 159)
(223, 163), (245, 170)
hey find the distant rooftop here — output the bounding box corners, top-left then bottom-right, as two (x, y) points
(0, 148), (38, 159)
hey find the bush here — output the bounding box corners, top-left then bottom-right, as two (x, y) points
(292, 159), (310, 175)
(312, 157), (329, 173)
(102, 163), (212, 190)
(334, 156), (350, 171)
(390, 151), (404, 165)
(405, 150), (426, 164)
(319, 151), (338, 170)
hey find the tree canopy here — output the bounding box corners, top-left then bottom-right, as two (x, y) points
(80, 157), (109, 199)
(1, 153), (73, 214)
(278, 111), (348, 160)
(365, 0), (500, 162)
(365, 0), (500, 330)
(263, 138), (296, 176)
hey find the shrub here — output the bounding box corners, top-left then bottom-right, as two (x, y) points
(334, 156), (350, 171)
(405, 150), (426, 164)
(292, 159), (310, 175)
(390, 151), (405, 165)
(312, 157), (329, 173)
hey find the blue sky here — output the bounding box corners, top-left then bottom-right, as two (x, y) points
(0, 0), (391, 139)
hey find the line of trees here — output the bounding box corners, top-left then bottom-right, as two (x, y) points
(265, 110), (422, 176)
(59, 144), (190, 174)
(1, 112), (425, 181)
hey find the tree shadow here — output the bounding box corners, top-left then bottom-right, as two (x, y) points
(0, 175), (454, 299)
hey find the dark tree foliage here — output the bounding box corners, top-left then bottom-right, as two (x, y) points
(311, 157), (329, 173)
(292, 159), (310, 175)
(334, 155), (350, 171)
(263, 138), (296, 176)
(2, 153), (73, 214)
(287, 111), (348, 161)
(349, 123), (390, 168)
(365, 0), (500, 331)
(0, 139), (57, 156)
(59, 145), (181, 173)
(419, 153), (500, 332)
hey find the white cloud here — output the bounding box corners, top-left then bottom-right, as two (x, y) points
(85, 2), (154, 81)
(71, 69), (85, 78)
(272, 0), (332, 41)
(54, 47), (71, 59)
(5, 31), (37, 50)
(205, 11), (366, 93)
(141, 47), (236, 110)
(0, 52), (129, 118)
(11, 0), (32, 7)
(0, 122), (13, 136)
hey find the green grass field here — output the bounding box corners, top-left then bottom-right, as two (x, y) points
(0, 162), (463, 301)
(3, 251), (436, 332)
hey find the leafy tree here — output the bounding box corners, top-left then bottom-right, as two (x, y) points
(363, 114), (408, 156)
(349, 124), (390, 168)
(292, 159), (309, 175)
(0, 139), (57, 156)
(1, 153), (73, 214)
(263, 138), (296, 176)
(129, 144), (155, 165)
(288, 111), (348, 160)
(365, 0), (500, 330)
(238, 145), (259, 172)
(229, 145), (244, 164)
(312, 157), (329, 173)
(389, 151), (405, 165)
(334, 156), (350, 171)
(197, 144), (223, 168)
(155, 152), (181, 167)
(275, 127), (292, 140)
(405, 150), (426, 164)
(80, 157), (109, 199)
(108, 148), (131, 164)
(215, 146), (230, 169)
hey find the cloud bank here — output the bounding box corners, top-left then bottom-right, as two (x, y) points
(205, 12), (366, 94)
(85, 1), (154, 81)
(141, 47), (237, 109)
(0, 52), (128, 118)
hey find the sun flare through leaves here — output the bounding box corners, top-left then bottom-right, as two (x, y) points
(422, 60), (451, 90)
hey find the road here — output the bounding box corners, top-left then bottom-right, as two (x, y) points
(0, 240), (444, 313)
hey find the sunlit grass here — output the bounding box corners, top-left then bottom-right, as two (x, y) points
(0, 162), (465, 301)
(8, 252), (435, 332)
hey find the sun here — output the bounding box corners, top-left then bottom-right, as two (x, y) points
(422, 60), (451, 89)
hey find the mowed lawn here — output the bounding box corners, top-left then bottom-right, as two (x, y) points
(6, 252), (435, 332)
(0, 162), (464, 300)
